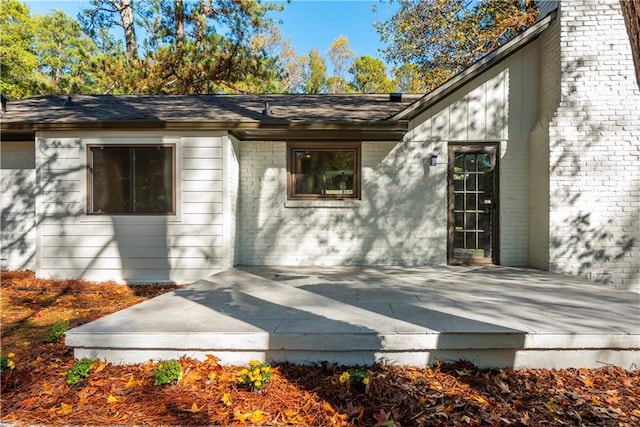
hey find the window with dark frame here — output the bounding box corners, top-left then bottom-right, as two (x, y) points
(87, 145), (175, 214)
(288, 143), (360, 199)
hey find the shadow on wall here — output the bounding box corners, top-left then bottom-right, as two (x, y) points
(238, 138), (446, 267)
(1, 96), (186, 282)
(1, 168), (36, 269)
(548, 53), (638, 286)
(239, 62), (518, 268)
(0, 137), (176, 283)
(1, 142), (87, 272)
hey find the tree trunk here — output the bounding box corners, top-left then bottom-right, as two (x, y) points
(620, 0), (640, 88)
(175, 0), (185, 46)
(111, 0), (138, 59)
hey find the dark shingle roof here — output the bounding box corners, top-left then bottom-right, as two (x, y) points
(0, 94), (424, 125)
(1, 11), (556, 137)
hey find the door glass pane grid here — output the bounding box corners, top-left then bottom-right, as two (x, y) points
(453, 152), (491, 257)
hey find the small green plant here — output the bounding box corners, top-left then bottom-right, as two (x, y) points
(154, 359), (183, 386)
(237, 359), (272, 390)
(65, 357), (99, 385)
(339, 366), (371, 392)
(46, 320), (70, 343)
(1, 353), (16, 374)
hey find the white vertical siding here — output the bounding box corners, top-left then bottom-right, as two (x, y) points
(36, 132), (226, 283)
(528, 20), (559, 270)
(410, 45), (538, 267)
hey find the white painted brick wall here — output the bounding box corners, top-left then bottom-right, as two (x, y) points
(547, 0), (640, 290)
(499, 137), (530, 266)
(528, 15), (561, 270)
(237, 141), (447, 266)
(223, 136), (240, 269)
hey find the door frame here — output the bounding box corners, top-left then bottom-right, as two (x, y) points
(447, 143), (500, 265)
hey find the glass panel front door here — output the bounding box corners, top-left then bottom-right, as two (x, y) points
(448, 145), (498, 264)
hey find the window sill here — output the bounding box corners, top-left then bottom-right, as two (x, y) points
(79, 214), (183, 224)
(285, 199), (360, 208)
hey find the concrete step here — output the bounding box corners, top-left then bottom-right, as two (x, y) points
(65, 266), (640, 369)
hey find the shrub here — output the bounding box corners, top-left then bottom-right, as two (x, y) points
(1, 353), (15, 374)
(154, 359), (183, 386)
(339, 366), (371, 392)
(237, 360), (272, 390)
(46, 320), (69, 343)
(65, 357), (99, 385)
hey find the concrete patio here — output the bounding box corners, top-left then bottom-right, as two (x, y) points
(66, 266), (640, 369)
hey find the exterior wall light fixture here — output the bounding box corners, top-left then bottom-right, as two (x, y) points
(430, 155), (438, 167)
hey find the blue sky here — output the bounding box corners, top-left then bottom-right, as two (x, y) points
(26, 0), (397, 61)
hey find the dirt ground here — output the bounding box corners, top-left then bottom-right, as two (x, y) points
(1, 270), (639, 426)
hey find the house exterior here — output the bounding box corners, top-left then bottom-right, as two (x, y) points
(1, 0), (638, 291)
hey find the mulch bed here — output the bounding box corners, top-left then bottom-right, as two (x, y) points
(1, 270), (639, 426)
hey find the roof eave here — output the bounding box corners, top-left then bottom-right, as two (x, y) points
(392, 11), (557, 121)
(0, 119), (410, 142)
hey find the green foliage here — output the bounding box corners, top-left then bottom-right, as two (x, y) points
(1, 353), (16, 373)
(347, 367), (371, 386)
(0, 1), (99, 98)
(0, 0), (36, 98)
(339, 366), (371, 392)
(154, 359), (183, 386)
(393, 63), (429, 93)
(327, 35), (355, 79)
(237, 360), (272, 390)
(46, 320), (70, 343)
(65, 357), (99, 385)
(375, 0), (538, 90)
(348, 55), (395, 94)
(33, 10), (99, 95)
(326, 76), (352, 94)
(304, 49), (327, 94)
(78, 0), (285, 94)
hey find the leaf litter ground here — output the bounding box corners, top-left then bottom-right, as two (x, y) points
(1, 270), (638, 426)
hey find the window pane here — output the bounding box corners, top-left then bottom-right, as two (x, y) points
(466, 173), (477, 191)
(466, 231), (477, 250)
(91, 147), (131, 213)
(453, 172), (464, 191)
(465, 193), (477, 211)
(133, 147), (173, 213)
(89, 145), (174, 215)
(454, 193), (464, 210)
(454, 153), (464, 170)
(465, 212), (477, 231)
(454, 212), (464, 230)
(465, 154), (477, 172)
(454, 231), (464, 248)
(292, 149), (355, 196)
